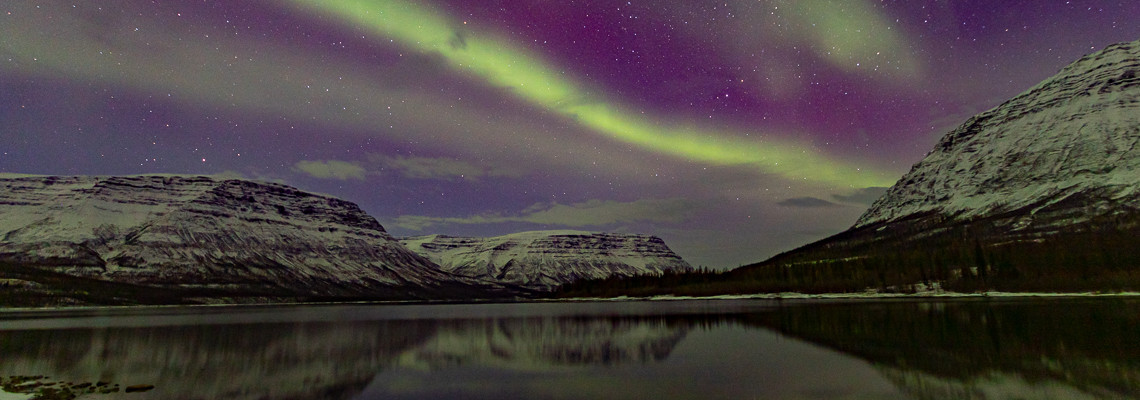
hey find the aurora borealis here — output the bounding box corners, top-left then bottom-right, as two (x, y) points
(2, 1), (1139, 268)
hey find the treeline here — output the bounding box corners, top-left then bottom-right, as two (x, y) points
(736, 226), (1140, 294)
(555, 268), (728, 298)
(551, 219), (1140, 298)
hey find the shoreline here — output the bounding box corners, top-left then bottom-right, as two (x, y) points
(2, 290), (1139, 314)
(565, 290), (1140, 302)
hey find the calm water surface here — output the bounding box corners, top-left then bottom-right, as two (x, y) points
(0, 298), (1137, 399)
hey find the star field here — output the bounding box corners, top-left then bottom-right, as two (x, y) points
(2, 1), (1139, 268)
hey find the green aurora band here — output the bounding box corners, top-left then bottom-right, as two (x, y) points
(286, 0), (896, 188)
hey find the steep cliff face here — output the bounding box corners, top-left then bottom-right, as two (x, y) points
(857, 39), (1140, 231)
(400, 231), (692, 291)
(0, 175), (489, 300)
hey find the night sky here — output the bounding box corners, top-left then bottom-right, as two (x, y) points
(2, 1), (1139, 268)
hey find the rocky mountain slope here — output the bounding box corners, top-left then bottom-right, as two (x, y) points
(401, 231), (692, 291)
(857, 39), (1140, 230)
(0, 175), (498, 302)
(734, 39), (1140, 292)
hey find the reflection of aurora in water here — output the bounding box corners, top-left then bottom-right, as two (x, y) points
(0, 299), (1136, 399)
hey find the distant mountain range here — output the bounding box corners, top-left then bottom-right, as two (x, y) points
(0, 175), (691, 305)
(401, 231), (691, 291)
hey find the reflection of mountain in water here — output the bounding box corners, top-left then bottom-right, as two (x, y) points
(4, 300), (1134, 399)
(877, 366), (1123, 400)
(0, 316), (690, 400)
(751, 299), (1140, 399)
(0, 321), (437, 400)
(397, 318), (690, 371)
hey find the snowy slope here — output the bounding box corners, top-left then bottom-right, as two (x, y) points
(857, 39), (1140, 229)
(400, 230), (692, 291)
(0, 175), (490, 299)
(735, 40), (1140, 292)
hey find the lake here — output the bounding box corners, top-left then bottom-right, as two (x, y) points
(0, 298), (1137, 399)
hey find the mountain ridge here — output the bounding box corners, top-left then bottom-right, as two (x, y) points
(0, 175), (501, 302)
(400, 230), (693, 291)
(857, 39), (1140, 229)
(730, 38), (1140, 292)
(0, 174), (697, 305)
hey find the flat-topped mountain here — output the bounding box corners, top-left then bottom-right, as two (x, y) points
(0, 175), (499, 303)
(401, 231), (692, 291)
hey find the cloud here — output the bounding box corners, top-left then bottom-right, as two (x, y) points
(777, 197), (840, 208)
(213, 170), (250, 180)
(291, 155), (523, 182)
(782, 0), (922, 79)
(524, 199), (698, 226)
(371, 155), (521, 181)
(391, 198), (699, 231)
(831, 187), (889, 204)
(292, 160), (367, 180)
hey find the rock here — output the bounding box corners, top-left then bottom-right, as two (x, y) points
(124, 384), (154, 393)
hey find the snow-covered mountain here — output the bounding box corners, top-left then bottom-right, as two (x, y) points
(739, 39), (1140, 291)
(857, 39), (1140, 231)
(400, 231), (692, 291)
(0, 175), (496, 300)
